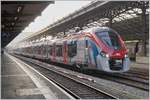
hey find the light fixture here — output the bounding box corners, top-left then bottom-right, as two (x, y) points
(100, 51), (109, 58)
(17, 6), (22, 13)
(124, 54), (128, 58)
(106, 54), (109, 58)
(14, 17), (18, 20)
(12, 23), (15, 26)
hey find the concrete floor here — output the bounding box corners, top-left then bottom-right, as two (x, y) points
(1, 53), (45, 99)
(1, 53), (73, 99)
(1, 52), (148, 99)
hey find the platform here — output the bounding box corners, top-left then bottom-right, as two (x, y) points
(1, 53), (72, 99)
(1, 53), (46, 99)
(136, 56), (149, 64)
(131, 56), (149, 70)
(131, 62), (149, 70)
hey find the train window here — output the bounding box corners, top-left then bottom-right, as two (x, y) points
(68, 41), (77, 57)
(96, 31), (121, 50)
(39, 46), (42, 54)
(41, 46), (43, 54)
(56, 45), (63, 57)
(85, 37), (88, 48)
(34, 46), (38, 54)
(43, 45), (47, 55)
(38, 46), (41, 54)
(48, 46), (53, 55)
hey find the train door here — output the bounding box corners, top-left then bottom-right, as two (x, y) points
(43, 44), (46, 59)
(76, 37), (86, 66)
(45, 43), (49, 60)
(44, 42), (48, 60)
(63, 41), (67, 64)
(84, 37), (89, 66)
(55, 45), (63, 63)
(41, 44), (44, 59)
(52, 43), (56, 62)
(47, 45), (52, 61)
(45, 44), (48, 60)
(87, 39), (99, 68)
(46, 43), (49, 60)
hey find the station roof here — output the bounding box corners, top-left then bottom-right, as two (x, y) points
(1, 1), (54, 48)
(25, 1), (149, 42)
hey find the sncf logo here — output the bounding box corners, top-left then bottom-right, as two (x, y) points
(116, 53), (120, 56)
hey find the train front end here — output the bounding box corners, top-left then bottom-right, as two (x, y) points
(95, 27), (130, 73)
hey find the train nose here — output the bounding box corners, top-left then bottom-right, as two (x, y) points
(114, 53), (121, 56)
(110, 51), (126, 59)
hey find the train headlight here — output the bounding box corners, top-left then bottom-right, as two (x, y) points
(100, 51), (109, 58)
(100, 51), (105, 57)
(106, 54), (109, 58)
(124, 54), (128, 58)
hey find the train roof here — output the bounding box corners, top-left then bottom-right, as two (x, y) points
(23, 27), (117, 47)
(55, 27), (114, 41)
(82, 26), (115, 33)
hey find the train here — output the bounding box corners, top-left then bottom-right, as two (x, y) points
(13, 27), (130, 73)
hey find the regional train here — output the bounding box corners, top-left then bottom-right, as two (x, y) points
(14, 27), (130, 73)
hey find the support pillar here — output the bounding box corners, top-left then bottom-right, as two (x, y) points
(141, 4), (147, 56)
(63, 30), (66, 36)
(109, 17), (112, 28)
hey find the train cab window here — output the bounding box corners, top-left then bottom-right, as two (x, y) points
(96, 31), (121, 50)
(68, 41), (77, 57)
(56, 45), (63, 57)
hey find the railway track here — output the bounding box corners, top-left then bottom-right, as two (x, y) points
(28, 63), (117, 99)
(14, 54), (149, 91)
(125, 69), (149, 80)
(120, 71), (149, 80)
(88, 70), (149, 91)
(122, 72), (148, 80)
(17, 56), (117, 99)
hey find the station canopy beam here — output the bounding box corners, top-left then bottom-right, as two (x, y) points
(1, 1), (54, 48)
(24, 1), (149, 44)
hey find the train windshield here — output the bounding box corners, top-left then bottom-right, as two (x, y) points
(96, 31), (121, 50)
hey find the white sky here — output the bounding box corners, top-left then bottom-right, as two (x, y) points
(7, 1), (91, 47)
